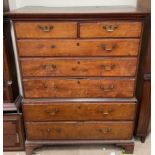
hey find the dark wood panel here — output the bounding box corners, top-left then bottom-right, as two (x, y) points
(80, 21), (142, 38)
(3, 42), (13, 102)
(23, 102), (136, 121)
(3, 134), (19, 147)
(23, 78), (135, 98)
(3, 17), (19, 105)
(3, 114), (25, 151)
(144, 36), (151, 74)
(4, 121), (17, 134)
(136, 0), (151, 141)
(17, 39), (140, 57)
(136, 81), (151, 142)
(15, 22), (77, 38)
(134, 6), (151, 142)
(20, 58), (137, 77)
(26, 121), (134, 140)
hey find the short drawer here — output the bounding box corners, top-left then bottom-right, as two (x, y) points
(3, 114), (25, 151)
(23, 78), (135, 98)
(26, 121), (134, 140)
(23, 102), (136, 121)
(20, 58), (137, 77)
(4, 121), (17, 134)
(14, 22), (77, 38)
(17, 39), (140, 57)
(3, 134), (19, 147)
(80, 21), (142, 38)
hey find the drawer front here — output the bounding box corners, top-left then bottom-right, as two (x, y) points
(3, 134), (19, 147)
(3, 115), (25, 151)
(15, 22), (77, 38)
(26, 122), (134, 140)
(23, 102), (136, 121)
(23, 78), (135, 98)
(20, 58), (137, 77)
(80, 21), (142, 38)
(4, 121), (17, 134)
(17, 39), (140, 57)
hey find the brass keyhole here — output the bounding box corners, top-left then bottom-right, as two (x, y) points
(76, 42), (80, 46)
(77, 80), (80, 84)
(77, 61), (80, 64)
(51, 45), (56, 48)
(47, 128), (51, 133)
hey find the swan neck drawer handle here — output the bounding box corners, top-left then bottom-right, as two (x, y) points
(100, 84), (114, 91)
(100, 64), (116, 71)
(102, 24), (118, 32)
(98, 108), (113, 115)
(45, 109), (59, 115)
(42, 64), (57, 70)
(101, 43), (117, 52)
(38, 25), (54, 32)
(98, 128), (112, 133)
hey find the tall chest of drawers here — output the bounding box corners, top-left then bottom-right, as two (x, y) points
(6, 6), (150, 155)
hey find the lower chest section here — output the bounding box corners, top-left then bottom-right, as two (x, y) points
(23, 101), (136, 140)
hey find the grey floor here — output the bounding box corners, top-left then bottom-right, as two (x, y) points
(4, 134), (150, 155)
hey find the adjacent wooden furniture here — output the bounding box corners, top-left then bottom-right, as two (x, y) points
(3, 114), (25, 151)
(135, 23), (151, 142)
(5, 6), (150, 155)
(3, 0), (25, 151)
(135, 0), (151, 143)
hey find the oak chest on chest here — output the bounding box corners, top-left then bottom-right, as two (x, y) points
(6, 6), (150, 155)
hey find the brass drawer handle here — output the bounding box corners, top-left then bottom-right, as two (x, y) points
(100, 84), (114, 91)
(45, 109), (59, 116)
(38, 25), (54, 32)
(102, 25), (118, 32)
(100, 64), (116, 71)
(101, 43), (117, 52)
(6, 80), (12, 86)
(98, 128), (112, 133)
(42, 64), (57, 70)
(98, 108), (113, 115)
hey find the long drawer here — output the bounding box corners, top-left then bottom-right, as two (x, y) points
(17, 39), (140, 57)
(23, 78), (135, 98)
(23, 102), (136, 121)
(14, 22), (77, 38)
(25, 121), (134, 140)
(20, 58), (137, 77)
(80, 21), (142, 38)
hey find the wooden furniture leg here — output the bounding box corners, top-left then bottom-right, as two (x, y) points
(25, 143), (42, 155)
(117, 142), (134, 154)
(140, 136), (146, 143)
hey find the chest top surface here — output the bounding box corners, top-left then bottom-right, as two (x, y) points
(4, 6), (150, 19)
